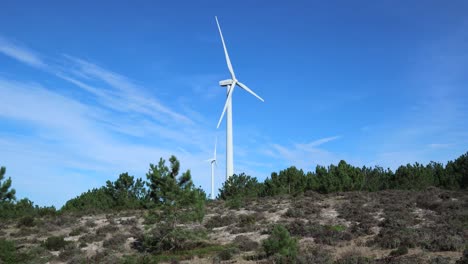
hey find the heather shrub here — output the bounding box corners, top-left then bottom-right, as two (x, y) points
(43, 236), (68, 251)
(16, 216), (35, 227)
(233, 235), (259, 251)
(204, 214), (237, 229)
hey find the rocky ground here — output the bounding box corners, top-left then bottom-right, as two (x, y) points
(1, 187), (467, 263)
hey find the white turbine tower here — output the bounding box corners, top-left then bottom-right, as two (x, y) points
(215, 16), (264, 180)
(206, 138), (217, 199)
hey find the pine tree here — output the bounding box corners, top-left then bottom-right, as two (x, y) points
(146, 155), (205, 222)
(0, 166), (16, 203)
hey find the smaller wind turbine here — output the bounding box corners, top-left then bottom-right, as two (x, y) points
(206, 138), (217, 199)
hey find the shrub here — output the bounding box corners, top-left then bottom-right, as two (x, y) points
(390, 246), (408, 257)
(287, 220), (352, 245)
(120, 217), (137, 225)
(262, 225), (298, 259)
(78, 233), (101, 244)
(96, 224), (118, 236)
(0, 239), (32, 263)
(141, 224), (208, 253)
(17, 216), (35, 227)
(103, 233), (128, 250)
(58, 243), (81, 261)
(204, 214), (237, 229)
(85, 219), (97, 228)
(233, 235), (259, 251)
(43, 236), (68, 251)
(217, 247), (239, 261)
(238, 214), (257, 227)
(283, 208), (304, 218)
(225, 196), (244, 209)
(296, 246), (333, 264)
(69, 226), (87, 236)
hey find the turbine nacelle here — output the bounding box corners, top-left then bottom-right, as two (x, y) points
(219, 79), (233, 87)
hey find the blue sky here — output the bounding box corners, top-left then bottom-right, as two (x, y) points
(1, 1), (467, 207)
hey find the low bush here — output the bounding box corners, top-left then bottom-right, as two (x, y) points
(390, 246), (408, 257)
(287, 220), (352, 245)
(140, 224), (208, 253)
(262, 225), (298, 259)
(16, 216), (35, 227)
(120, 217), (137, 225)
(69, 226), (87, 236)
(78, 233), (101, 244)
(96, 224), (118, 236)
(204, 214), (237, 229)
(238, 214), (257, 227)
(296, 246), (333, 264)
(0, 239), (33, 263)
(233, 235), (259, 251)
(217, 247), (239, 261)
(283, 208), (305, 218)
(43, 236), (68, 251)
(103, 233), (129, 250)
(85, 219), (97, 228)
(225, 197), (244, 209)
(58, 243), (81, 261)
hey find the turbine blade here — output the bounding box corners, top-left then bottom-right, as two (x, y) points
(214, 137), (217, 160)
(215, 16), (235, 79)
(216, 81), (236, 128)
(238, 81), (264, 102)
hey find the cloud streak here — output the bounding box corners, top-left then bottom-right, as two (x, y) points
(0, 38), (221, 207)
(0, 37), (46, 69)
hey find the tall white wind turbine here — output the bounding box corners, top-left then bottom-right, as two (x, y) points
(215, 16), (264, 180)
(206, 138), (217, 199)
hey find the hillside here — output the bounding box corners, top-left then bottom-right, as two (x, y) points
(1, 187), (467, 263)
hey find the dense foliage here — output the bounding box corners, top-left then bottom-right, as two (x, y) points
(262, 225), (298, 259)
(219, 152), (468, 201)
(218, 173), (262, 200)
(145, 155), (206, 223)
(0, 166), (56, 219)
(62, 172), (147, 212)
(0, 166), (16, 203)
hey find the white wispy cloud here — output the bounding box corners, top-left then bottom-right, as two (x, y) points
(265, 136), (343, 171)
(0, 38), (224, 207)
(295, 136), (341, 152)
(0, 37), (46, 69)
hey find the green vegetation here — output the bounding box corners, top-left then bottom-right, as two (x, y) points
(218, 152), (468, 205)
(262, 225), (298, 259)
(0, 166), (15, 203)
(0, 239), (31, 263)
(0, 152), (467, 263)
(0, 166), (56, 219)
(43, 236), (68, 251)
(62, 172), (147, 212)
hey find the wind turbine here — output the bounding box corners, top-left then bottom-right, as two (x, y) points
(215, 16), (264, 180)
(206, 138), (217, 199)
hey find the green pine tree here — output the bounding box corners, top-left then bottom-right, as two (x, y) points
(0, 166), (16, 204)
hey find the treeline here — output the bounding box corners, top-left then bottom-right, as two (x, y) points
(218, 152), (468, 200)
(1, 152), (467, 217)
(61, 155), (206, 214)
(0, 167), (56, 218)
(0, 156), (206, 218)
